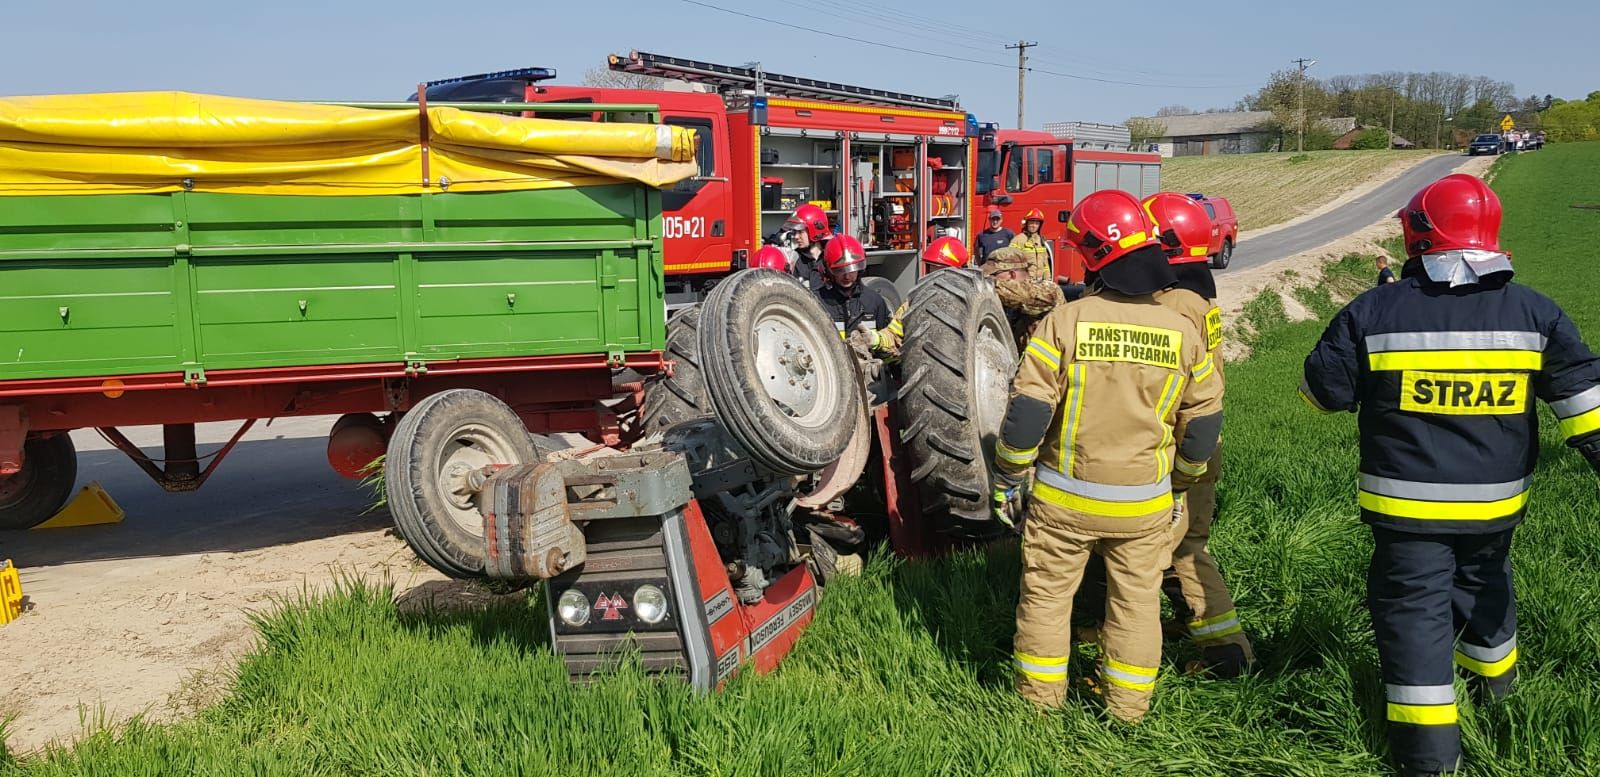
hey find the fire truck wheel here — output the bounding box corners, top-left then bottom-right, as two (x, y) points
(860, 276), (904, 314)
(0, 434), (78, 531)
(699, 269), (862, 475)
(385, 389), (540, 578)
(1211, 238), (1233, 270)
(641, 305), (711, 437)
(898, 268), (1016, 532)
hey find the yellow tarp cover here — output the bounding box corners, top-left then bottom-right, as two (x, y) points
(0, 92), (698, 195)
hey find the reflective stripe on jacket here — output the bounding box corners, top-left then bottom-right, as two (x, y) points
(1301, 264), (1600, 534)
(996, 288), (1224, 537)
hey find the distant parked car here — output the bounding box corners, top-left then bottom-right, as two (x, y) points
(1468, 134), (1503, 155)
(1187, 193), (1238, 270)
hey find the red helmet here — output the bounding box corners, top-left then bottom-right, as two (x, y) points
(1142, 192), (1211, 264)
(824, 235), (867, 274)
(783, 204), (833, 242)
(1023, 208), (1045, 223)
(1398, 174), (1502, 255)
(1064, 190), (1160, 272)
(922, 236), (969, 269)
(750, 245), (789, 272)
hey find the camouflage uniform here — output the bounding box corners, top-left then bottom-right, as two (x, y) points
(983, 248), (1066, 350)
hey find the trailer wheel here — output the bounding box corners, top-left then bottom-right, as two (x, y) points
(861, 276), (904, 315)
(641, 306), (710, 437)
(0, 434), (78, 531)
(898, 268), (1017, 532)
(385, 389), (539, 578)
(699, 269), (861, 475)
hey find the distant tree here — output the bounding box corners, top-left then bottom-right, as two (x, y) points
(1237, 68), (1532, 149)
(582, 67), (673, 90)
(1543, 95), (1600, 142)
(1125, 117), (1168, 145)
(1155, 105), (1193, 117)
(1350, 127), (1391, 150)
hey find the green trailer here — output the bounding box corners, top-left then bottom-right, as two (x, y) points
(0, 94), (689, 537)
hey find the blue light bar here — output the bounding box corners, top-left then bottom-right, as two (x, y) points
(424, 67), (558, 88)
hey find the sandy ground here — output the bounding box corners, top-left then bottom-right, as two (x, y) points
(0, 419), (460, 754)
(0, 153), (1497, 757)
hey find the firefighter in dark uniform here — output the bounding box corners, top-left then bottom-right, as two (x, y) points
(815, 235), (893, 353)
(1301, 174), (1600, 776)
(782, 204), (833, 292)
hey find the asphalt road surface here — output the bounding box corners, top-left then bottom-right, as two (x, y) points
(1230, 153), (1468, 270)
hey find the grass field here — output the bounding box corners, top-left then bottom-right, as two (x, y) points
(1162, 149), (1443, 231)
(5, 144), (1600, 776)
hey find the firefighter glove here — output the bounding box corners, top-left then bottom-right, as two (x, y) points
(991, 467), (1027, 528)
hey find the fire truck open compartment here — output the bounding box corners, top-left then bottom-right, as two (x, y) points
(756, 131), (969, 293)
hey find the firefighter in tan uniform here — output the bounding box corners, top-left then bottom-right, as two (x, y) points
(992, 190), (1224, 722)
(1144, 192), (1253, 675)
(1008, 207), (1054, 280)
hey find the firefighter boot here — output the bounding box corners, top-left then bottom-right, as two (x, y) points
(1013, 517), (1095, 709)
(1095, 527), (1169, 723)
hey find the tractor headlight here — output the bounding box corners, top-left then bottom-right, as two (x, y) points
(557, 589), (591, 627)
(633, 584), (669, 625)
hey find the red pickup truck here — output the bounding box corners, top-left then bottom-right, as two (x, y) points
(1188, 194), (1238, 269)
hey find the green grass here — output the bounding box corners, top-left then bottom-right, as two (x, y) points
(1161, 149), (1443, 231)
(6, 144), (1600, 776)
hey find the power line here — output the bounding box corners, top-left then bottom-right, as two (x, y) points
(678, 0), (1251, 90)
(806, 0), (1249, 82)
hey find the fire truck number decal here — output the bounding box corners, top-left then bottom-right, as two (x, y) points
(748, 587), (817, 654)
(664, 216), (706, 240)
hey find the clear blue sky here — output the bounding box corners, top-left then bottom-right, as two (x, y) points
(5, 0), (1594, 126)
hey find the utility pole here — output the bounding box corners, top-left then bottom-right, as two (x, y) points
(1292, 57), (1316, 152)
(1006, 40), (1037, 129)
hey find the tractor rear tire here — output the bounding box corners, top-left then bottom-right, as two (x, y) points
(641, 305), (710, 437)
(386, 389), (541, 578)
(898, 268), (1017, 532)
(861, 276), (904, 315)
(0, 434), (78, 531)
(699, 269), (861, 475)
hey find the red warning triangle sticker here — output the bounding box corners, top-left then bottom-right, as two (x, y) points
(594, 593), (611, 611)
(602, 592), (627, 620)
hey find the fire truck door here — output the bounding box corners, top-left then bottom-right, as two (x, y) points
(662, 116), (732, 273)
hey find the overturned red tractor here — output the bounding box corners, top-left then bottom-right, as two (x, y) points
(433, 262), (1017, 687)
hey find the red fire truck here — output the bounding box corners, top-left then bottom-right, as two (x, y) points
(419, 52), (1161, 297)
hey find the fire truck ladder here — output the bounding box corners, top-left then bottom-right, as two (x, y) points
(607, 50), (961, 112)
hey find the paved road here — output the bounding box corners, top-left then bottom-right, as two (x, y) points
(1230, 153), (1469, 270)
